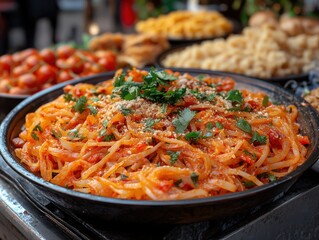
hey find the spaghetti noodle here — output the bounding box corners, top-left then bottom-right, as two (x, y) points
(13, 69), (309, 200)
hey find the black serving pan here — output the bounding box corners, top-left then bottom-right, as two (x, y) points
(156, 46), (309, 85)
(1, 69), (319, 224)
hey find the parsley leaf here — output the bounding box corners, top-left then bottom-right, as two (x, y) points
(236, 118), (252, 133)
(167, 151), (180, 165)
(87, 105), (98, 116)
(73, 96), (87, 113)
(63, 92), (75, 102)
(174, 179), (182, 187)
(154, 70), (177, 81)
(102, 120), (109, 128)
(262, 95), (269, 107)
(173, 108), (196, 133)
(251, 131), (267, 145)
(216, 121), (224, 129)
(185, 131), (202, 142)
(243, 149), (257, 160)
(243, 181), (255, 188)
(120, 174), (128, 180)
(113, 73), (125, 87)
(31, 132), (39, 140)
(226, 90), (243, 105)
(120, 106), (132, 116)
(269, 174), (276, 182)
(99, 129), (115, 141)
(161, 103), (167, 113)
(33, 124), (43, 132)
(68, 129), (85, 140)
(190, 172), (199, 187)
(206, 122), (214, 130)
(144, 118), (160, 131)
(190, 90), (216, 102)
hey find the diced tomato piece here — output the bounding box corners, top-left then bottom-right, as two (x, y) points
(158, 180), (173, 192)
(183, 95), (198, 106)
(181, 183), (193, 191)
(297, 135), (310, 145)
(248, 100), (260, 109)
(216, 78), (235, 92)
(133, 142), (148, 153)
(268, 129), (282, 149)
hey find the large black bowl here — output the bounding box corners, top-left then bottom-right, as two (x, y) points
(156, 45), (309, 85)
(1, 69), (319, 224)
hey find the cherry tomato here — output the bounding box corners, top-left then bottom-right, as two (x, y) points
(57, 70), (72, 83)
(17, 73), (37, 88)
(9, 86), (30, 95)
(0, 55), (13, 73)
(56, 58), (70, 69)
(81, 51), (98, 62)
(20, 48), (38, 62)
(66, 56), (84, 74)
(268, 128), (282, 149)
(40, 83), (53, 90)
(12, 65), (28, 78)
(40, 48), (55, 65)
(0, 79), (11, 93)
(24, 55), (41, 69)
(57, 45), (75, 59)
(36, 65), (57, 84)
(98, 53), (116, 71)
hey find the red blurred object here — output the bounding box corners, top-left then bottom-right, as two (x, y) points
(120, 0), (136, 27)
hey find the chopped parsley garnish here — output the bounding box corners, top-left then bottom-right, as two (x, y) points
(153, 70), (177, 81)
(185, 131), (202, 142)
(173, 108), (196, 133)
(33, 124), (43, 132)
(51, 130), (62, 139)
(120, 174), (128, 180)
(167, 151), (180, 165)
(243, 180), (255, 188)
(120, 106), (132, 116)
(251, 131), (267, 145)
(73, 96), (87, 113)
(174, 179), (182, 187)
(226, 90), (243, 105)
(31, 132), (39, 140)
(63, 92), (75, 102)
(31, 124), (43, 141)
(197, 74), (205, 81)
(161, 103), (167, 113)
(236, 118), (252, 133)
(91, 97), (100, 102)
(190, 172), (199, 187)
(112, 68), (185, 105)
(68, 129), (85, 140)
(102, 120), (109, 128)
(144, 118), (160, 131)
(243, 149), (257, 160)
(258, 173), (276, 182)
(262, 95), (269, 107)
(87, 105), (98, 116)
(99, 129), (115, 141)
(206, 122), (214, 130)
(190, 90), (216, 102)
(269, 174), (276, 182)
(216, 121), (224, 129)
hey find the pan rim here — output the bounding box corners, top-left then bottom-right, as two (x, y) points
(1, 68), (319, 207)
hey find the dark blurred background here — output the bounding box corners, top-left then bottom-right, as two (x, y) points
(0, 0), (318, 55)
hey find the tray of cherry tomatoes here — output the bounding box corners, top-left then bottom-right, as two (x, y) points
(0, 45), (117, 119)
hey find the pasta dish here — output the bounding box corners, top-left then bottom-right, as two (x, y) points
(13, 69), (309, 200)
